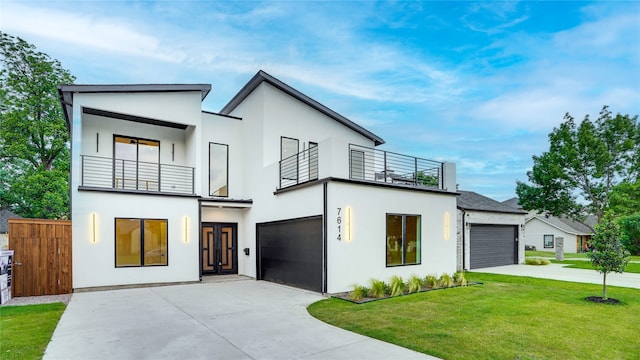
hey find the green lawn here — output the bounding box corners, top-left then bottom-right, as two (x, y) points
(526, 250), (640, 262)
(308, 273), (640, 360)
(0, 303), (66, 360)
(550, 259), (640, 273)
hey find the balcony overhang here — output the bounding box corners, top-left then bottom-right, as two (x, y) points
(199, 198), (253, 209)
(83, 107), (189, 130)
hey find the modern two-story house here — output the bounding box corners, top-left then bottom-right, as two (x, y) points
(58, 70), (458, 294)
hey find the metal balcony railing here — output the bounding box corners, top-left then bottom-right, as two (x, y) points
(279, 146), (319, 189)
(349, 144), (443, 189)
(80, 155), (195, 195)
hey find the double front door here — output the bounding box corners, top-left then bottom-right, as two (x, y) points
(201, 223), (237, 275)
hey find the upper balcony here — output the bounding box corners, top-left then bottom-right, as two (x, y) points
(278, 143), (447, 191)
(80, 155), (195, 195)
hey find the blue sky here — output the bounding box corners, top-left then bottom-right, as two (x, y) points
(2, 1), (639, 200)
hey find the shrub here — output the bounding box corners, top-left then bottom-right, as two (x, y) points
(525, 258), (550, 265)
(407, 274), (423, 293)
(439, 273), (454, 288)
(424, 274), (438, 289)
(349, 285), (369, 301)
(368, 279), (388, 298)
(389, 275), (406, 296)
(453, 271), (467, 286)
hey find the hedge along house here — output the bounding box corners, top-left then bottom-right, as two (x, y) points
(59, 70), (458, 294)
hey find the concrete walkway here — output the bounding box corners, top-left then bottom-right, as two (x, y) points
(44, 277), (436, 360)
(478, 263), (640, 289)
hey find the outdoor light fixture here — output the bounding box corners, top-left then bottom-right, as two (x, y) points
(346, 207), (352, 242)
(183, 216), (189, 244)
(443, 211), (451, 241)
(91, 212), (97, 243)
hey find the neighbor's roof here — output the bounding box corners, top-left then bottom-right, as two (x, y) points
(527, 214), (596, 235)
(219, 70), (385, 146)
(457, 191), (527, 214)
(0, 209), (21, 233)
(57, 84), (212, 130)
(501, 197), (523, 210)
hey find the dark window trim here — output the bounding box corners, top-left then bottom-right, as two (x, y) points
(209, 142), (229, 197)
(115, 217), (169, 268)
(113, 134), (161, 191)
(544, 234), (554, 248)
(385, 213), (422, 267)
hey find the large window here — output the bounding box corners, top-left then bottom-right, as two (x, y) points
(115, 218), (168, 267)
(209, 143), (229, 197)
(114, 135), (160, 191)
(544, 234), (554, 248)
(386, 214), (421, 266)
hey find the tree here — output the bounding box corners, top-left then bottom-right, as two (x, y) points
(516, 106), (639, 231)
(619, 214), (640, 256)
(0, 32), (75, 218)
(608, 180), (640, 217)
(588, 214), (630, 300)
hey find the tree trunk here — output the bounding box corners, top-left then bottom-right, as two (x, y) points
(602, 272), (607, 300)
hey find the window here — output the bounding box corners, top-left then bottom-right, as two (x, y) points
(544, 234), (554, 248)
(115, 218), (167, 267)
(281, 137), (299, 181)
(209, 143), (228, 197)
(308, 142), (318, 180)
(114, 135), (160, 191)
(386, 214), (421, 266)
(350, 149), (365, 180)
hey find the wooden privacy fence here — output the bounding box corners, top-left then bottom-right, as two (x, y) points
(8, 219), (72, 297)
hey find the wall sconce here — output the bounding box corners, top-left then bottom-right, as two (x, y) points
(346, 207), (352, 242)
(443, 211), (451, 241)
(183, 216), (189, 243)
(520, 223), (525, 231)
(91, 212), (97, 243)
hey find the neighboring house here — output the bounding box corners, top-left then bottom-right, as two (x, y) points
(457, 191), (526, 270)
(501, 197), (595, 253)
(0, 209), (21, 250)
(58, 70), (458, 294)
(523, 214), (595, 253)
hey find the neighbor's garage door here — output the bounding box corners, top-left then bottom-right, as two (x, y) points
(470, 225), (517, 269)
(257, 216), (322, 292)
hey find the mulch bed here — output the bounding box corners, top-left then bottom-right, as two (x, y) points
(332, 282), (482, 304)
(584, 296), (621, 305)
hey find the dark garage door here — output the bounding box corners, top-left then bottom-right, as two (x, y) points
(470, 225), (517, 269)
(257, 216), (323, 292)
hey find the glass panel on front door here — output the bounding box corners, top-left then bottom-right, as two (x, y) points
(202, 224), (237, 275)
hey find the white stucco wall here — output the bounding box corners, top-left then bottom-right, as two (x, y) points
(457, 210), (525, 270)
(327, 181), (458, 293)
(524, 217), (579, 253)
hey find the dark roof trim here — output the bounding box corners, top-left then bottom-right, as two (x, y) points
(58, 83), (211, 130)
(220, 70), (385, 146)
(202, 110), (243, 120)
(274, 177), (458, 196)
(83, 107), (188, 130)
(198, 198), (253, 204)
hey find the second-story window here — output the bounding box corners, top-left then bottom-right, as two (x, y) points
(209, 143), (229, 197)
(114, 135), (160, 191)
(281, 137), (299, 181)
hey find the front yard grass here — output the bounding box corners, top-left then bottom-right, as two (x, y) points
(0, 303), (66, 360)
(308, 273), (640, 360)
(526, 250), (640, 262)
(550, 259), (640, 273)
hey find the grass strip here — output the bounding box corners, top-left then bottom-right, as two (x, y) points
(308, 273), (640, 360)
(0, 303), (66, 360)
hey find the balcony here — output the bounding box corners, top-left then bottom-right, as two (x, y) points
(349, 144), (444, 189)
(279, 146), (319, 189)
(80, 155), (195, 195)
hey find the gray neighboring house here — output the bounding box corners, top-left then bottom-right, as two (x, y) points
(457, 191), (527, 270)
(0, 209), (21, 250)
(501, 197), (595, 253)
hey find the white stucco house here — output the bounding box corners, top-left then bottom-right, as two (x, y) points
(457, 191), (526, 270)
(58, 70), (458, 294)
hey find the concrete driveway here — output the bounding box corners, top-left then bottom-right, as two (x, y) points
(478, 263), (640, 289)
(44, 277), (436, 360)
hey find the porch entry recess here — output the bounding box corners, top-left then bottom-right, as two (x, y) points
(201, 223), (238, 275)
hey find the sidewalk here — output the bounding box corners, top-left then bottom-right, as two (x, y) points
(478, 263), (640, 289)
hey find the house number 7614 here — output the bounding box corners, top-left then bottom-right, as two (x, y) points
(337, 207), (342, 241)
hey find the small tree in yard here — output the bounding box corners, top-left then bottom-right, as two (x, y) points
(588, 215), (630, 301)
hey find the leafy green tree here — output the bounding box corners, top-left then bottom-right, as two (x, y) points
(417, 170), (439, 187)
(608, 180), (640, 217)
(618, 214), (640, 256)
(516, 106), (639, 231)
(0, 32), (75, 218)
(588, 214), (630, 300)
